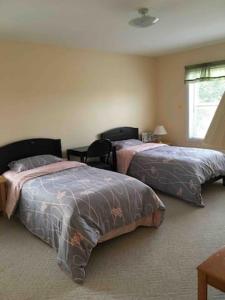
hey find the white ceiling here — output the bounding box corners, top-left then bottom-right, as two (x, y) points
(0, 0), (225, 56)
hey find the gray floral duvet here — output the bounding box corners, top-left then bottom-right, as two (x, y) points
(14, 164), (165, 282)
(128, 146), (225, 206)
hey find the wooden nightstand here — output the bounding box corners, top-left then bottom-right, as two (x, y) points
(0, 176), (7, 214)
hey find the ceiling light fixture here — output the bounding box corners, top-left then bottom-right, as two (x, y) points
(129, 8), (159, 28)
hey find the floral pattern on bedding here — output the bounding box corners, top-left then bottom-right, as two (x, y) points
(16, 164), (165, 282)
(128, 146), (225, 206)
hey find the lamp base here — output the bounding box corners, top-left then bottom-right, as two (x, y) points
(153, 135), (162, 143)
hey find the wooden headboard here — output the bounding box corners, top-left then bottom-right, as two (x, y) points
(0, 138), (62, 174)
(101, 127), (139, 141)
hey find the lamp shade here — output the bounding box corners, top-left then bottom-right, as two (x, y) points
(154, 125), (167, 136)
(204, 92), (225, 150)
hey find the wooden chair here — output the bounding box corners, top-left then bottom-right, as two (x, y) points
(197, 246), (225, 300)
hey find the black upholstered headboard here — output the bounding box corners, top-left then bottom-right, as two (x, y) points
(101, 127), (139, 141)
(0, 138), (62, 174)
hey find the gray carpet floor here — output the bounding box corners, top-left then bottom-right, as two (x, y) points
(1, 181), (225, 300)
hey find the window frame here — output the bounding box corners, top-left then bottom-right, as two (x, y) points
(185, 60), (225, 142)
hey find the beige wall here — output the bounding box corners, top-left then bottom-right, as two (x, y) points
(155, 42), (225, 146)
(1, 39), (225, 151)
(0, 40), (156, 150)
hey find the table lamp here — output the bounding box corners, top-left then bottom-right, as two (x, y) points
(153, 125), (167, 143)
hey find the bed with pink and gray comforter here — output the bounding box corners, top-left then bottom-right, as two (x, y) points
(115, 141), (225, 207)
(4, 161), (165, 283)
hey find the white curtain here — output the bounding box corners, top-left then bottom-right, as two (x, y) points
(204, 92), (225, 150)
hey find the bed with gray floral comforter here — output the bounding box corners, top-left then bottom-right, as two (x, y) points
(128, 145), (225, 206)
(16, 164), (165, 283)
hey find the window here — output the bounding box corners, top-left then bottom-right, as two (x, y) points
(185, 61), (225, 140)
(188, 79), (225, 139)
